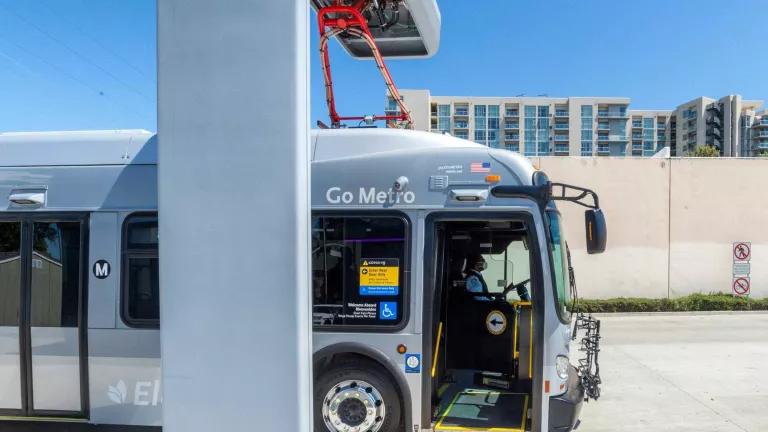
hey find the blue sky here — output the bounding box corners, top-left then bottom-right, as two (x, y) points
(1, 0), (767, 132)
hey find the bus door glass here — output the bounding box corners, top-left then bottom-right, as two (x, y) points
(0, 216), (87, 417)
(0, 220), (22, 413)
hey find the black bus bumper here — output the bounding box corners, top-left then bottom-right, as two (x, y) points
(548, 366), (585, 432)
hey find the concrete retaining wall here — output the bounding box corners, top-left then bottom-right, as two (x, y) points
(533, 157), (768, 299)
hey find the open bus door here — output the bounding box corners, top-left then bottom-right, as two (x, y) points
(427, 217), (539, 432)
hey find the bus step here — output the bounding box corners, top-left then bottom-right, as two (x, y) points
(474, 372), (512, 390)
(435, 389), (528, 432)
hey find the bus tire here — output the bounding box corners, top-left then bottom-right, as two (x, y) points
(314, 358), (402, 432)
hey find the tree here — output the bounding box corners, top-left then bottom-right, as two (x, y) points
(757, 149), (768, 158)
(692, 145), (720, 157)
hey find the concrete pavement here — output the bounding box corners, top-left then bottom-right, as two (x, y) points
(576, 312), (768, 432)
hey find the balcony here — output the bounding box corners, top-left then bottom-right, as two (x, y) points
(505, 110), (519, 117)
(657, 124), (666, 131)
(598, 111), (628, 119)
(598, 135), (628, 142)
(554, 144), (569, 155)
(554, 135), (569, 141)
(755, 118), (768, 127)
(755, 142), (768, 150)
(597, 145), (611, 155)
(632, 133), (643, 139)
(754, 131), (768, 138)
(554, 123), (569, 130)
(632, 142), (643, 151)
(597, 124), (610, 131)
(504, 123), (520, 130)
(554, 110), (569, 118)
(454, 109), (469, 116)
(454, 121), (469, 129)
(504, 134), (520, 141)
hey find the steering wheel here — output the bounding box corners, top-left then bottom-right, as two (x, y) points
(503, 279), (531, 298)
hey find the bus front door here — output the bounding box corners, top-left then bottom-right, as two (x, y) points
(0, 216), (88, 418)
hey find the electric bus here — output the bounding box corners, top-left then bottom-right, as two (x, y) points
(0, 127), (603, 431)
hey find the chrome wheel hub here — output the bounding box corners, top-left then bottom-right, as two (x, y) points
(322, 380), (385, 432)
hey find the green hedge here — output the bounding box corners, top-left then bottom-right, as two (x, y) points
(575, 293), (768, 313)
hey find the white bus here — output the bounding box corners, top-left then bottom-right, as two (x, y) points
(0, 127), (603, 432)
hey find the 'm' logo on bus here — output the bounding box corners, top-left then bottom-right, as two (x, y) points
(93, 259), (111, 279)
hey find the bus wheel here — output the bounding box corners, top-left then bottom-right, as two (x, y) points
(315, 359), (401, 432)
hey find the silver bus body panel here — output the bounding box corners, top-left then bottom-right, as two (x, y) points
(0, 128), (567, 431)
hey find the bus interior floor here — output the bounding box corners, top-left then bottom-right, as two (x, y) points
(434, 370), (530, 432)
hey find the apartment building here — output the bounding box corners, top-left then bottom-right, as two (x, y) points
(673, 95), (764, 157)
(387, 90), (766, 157)
(750, 111), (768, 156)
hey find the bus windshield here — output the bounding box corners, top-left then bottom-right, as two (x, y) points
(547, 210), (571, 322)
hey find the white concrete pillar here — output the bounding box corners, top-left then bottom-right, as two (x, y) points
(157, 1), (311, 431)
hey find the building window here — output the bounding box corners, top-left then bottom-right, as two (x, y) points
(643, 118), (654, 129)
(437, 104), (451, 132)
(385, 97), (400, 114)
(454, 104), (469, 116)
(643, 140), (654, 156)
(580, 106), (593, 156)
(473, 105), (499, 146)
(524, 106), (537, 156)
(580, 142), (592, 156)
(312, 215), (408, 328)
(122, 213), (160, 328)
(537, 106), (550, 155)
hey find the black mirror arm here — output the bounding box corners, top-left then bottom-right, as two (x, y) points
(549, 182), (600, 209)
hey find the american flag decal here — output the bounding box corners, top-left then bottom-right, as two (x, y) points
(470, 162), (491, 173)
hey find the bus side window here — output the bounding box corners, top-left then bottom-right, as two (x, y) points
(312, 215), (407, 328)
(121, 213), (159, 328)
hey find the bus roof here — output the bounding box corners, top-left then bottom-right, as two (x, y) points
(0, 129), (156, 167)
(0, 128), (539, 211)
(312, 128), (485, 161)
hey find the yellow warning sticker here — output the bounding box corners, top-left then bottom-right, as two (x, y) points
(359, 258), (400, 296)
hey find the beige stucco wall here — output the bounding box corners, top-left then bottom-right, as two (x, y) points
(537, 157), (768, 299)
(669, 158), (768, 298)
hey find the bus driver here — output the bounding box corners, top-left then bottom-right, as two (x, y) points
(465, 254), (531, 301)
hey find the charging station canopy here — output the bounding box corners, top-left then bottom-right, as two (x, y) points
(311, 0), (441, 58)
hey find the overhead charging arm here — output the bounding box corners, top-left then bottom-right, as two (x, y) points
(317, 1), (413, 128)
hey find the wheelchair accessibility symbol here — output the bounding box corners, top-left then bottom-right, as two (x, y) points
(379, 302), (397, 320)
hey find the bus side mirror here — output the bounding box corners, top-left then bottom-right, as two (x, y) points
(585, 209), (607, 254)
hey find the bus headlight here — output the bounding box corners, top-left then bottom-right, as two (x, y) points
(556, 355), (570, 380)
